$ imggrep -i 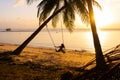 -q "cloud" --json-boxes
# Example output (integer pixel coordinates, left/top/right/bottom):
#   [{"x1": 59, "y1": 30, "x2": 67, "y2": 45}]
[{"x1": 13, "y1": 0, "x2": 24, "y2": 7}]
